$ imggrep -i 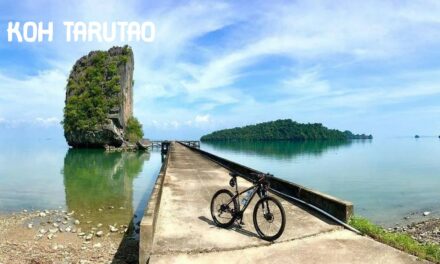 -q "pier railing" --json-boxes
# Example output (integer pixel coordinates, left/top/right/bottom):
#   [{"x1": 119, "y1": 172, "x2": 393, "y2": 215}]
[{"x1": 150, "y1": 140, "x2": 200, "y2": 149}]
